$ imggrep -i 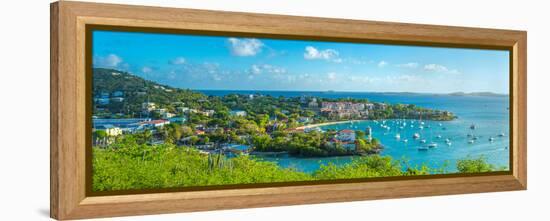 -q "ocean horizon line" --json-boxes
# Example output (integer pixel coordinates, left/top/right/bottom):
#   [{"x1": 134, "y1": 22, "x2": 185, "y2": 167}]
[{"x1": 194, "y1": 89, "x2": 509, "y2": 96}]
